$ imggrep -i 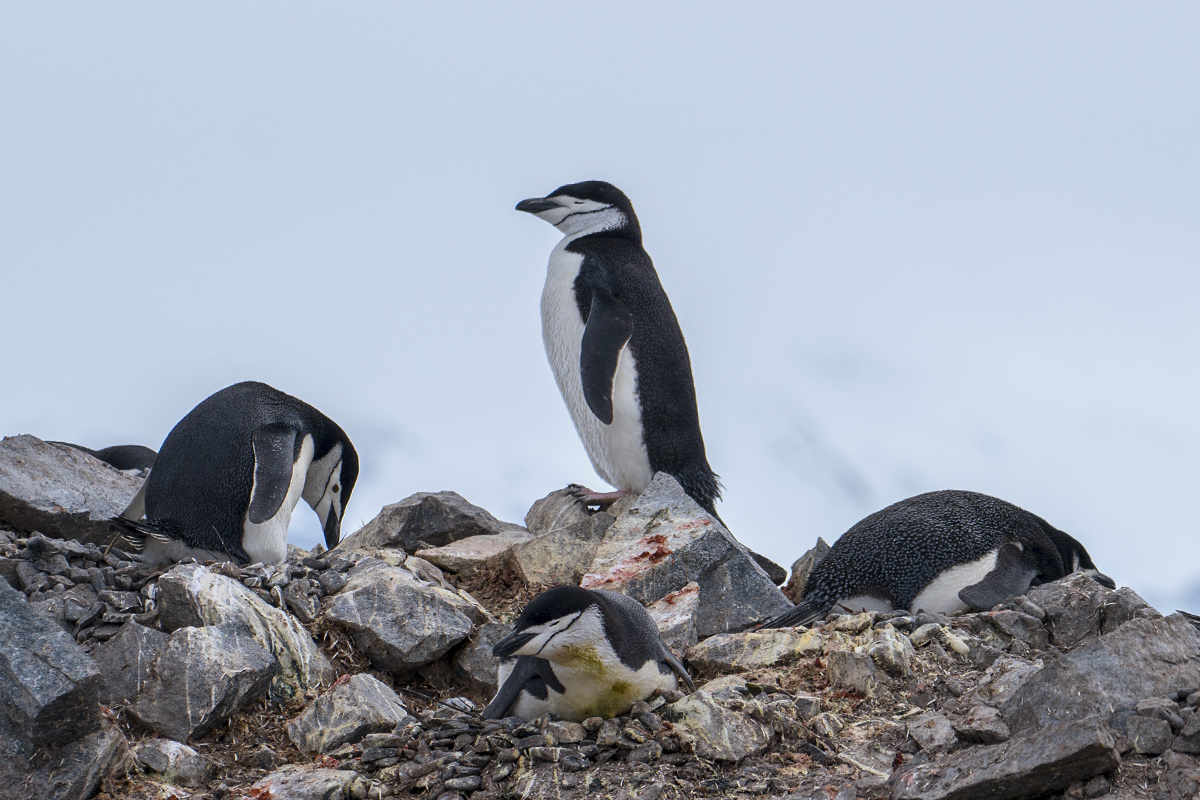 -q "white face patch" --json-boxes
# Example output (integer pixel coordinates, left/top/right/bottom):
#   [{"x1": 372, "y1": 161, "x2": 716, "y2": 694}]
[
  {"x1": 511, "y1": 611, "x2": 584, "y2": 657},
  {"x1": 533, "y1": 195, "x2": 628, "y2": 237},
  {"x1": 304, "y1": 443, "x2": 344, "y2": 529}
]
